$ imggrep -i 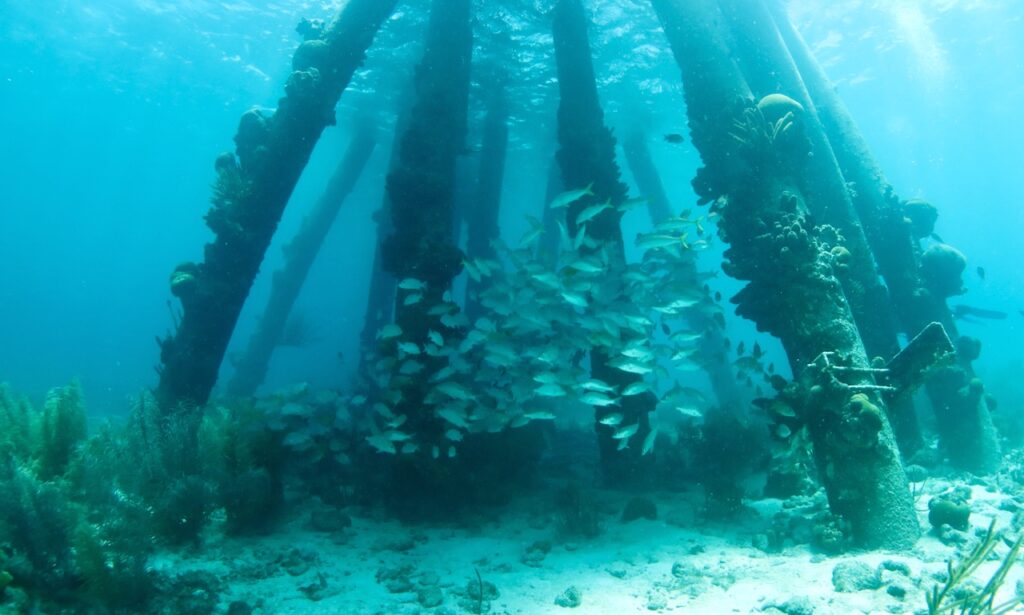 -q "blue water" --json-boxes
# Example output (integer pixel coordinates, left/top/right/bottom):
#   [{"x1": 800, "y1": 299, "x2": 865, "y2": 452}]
[{"x1": 1, "y1": 0, "x2": 1021, "y2": 417}]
